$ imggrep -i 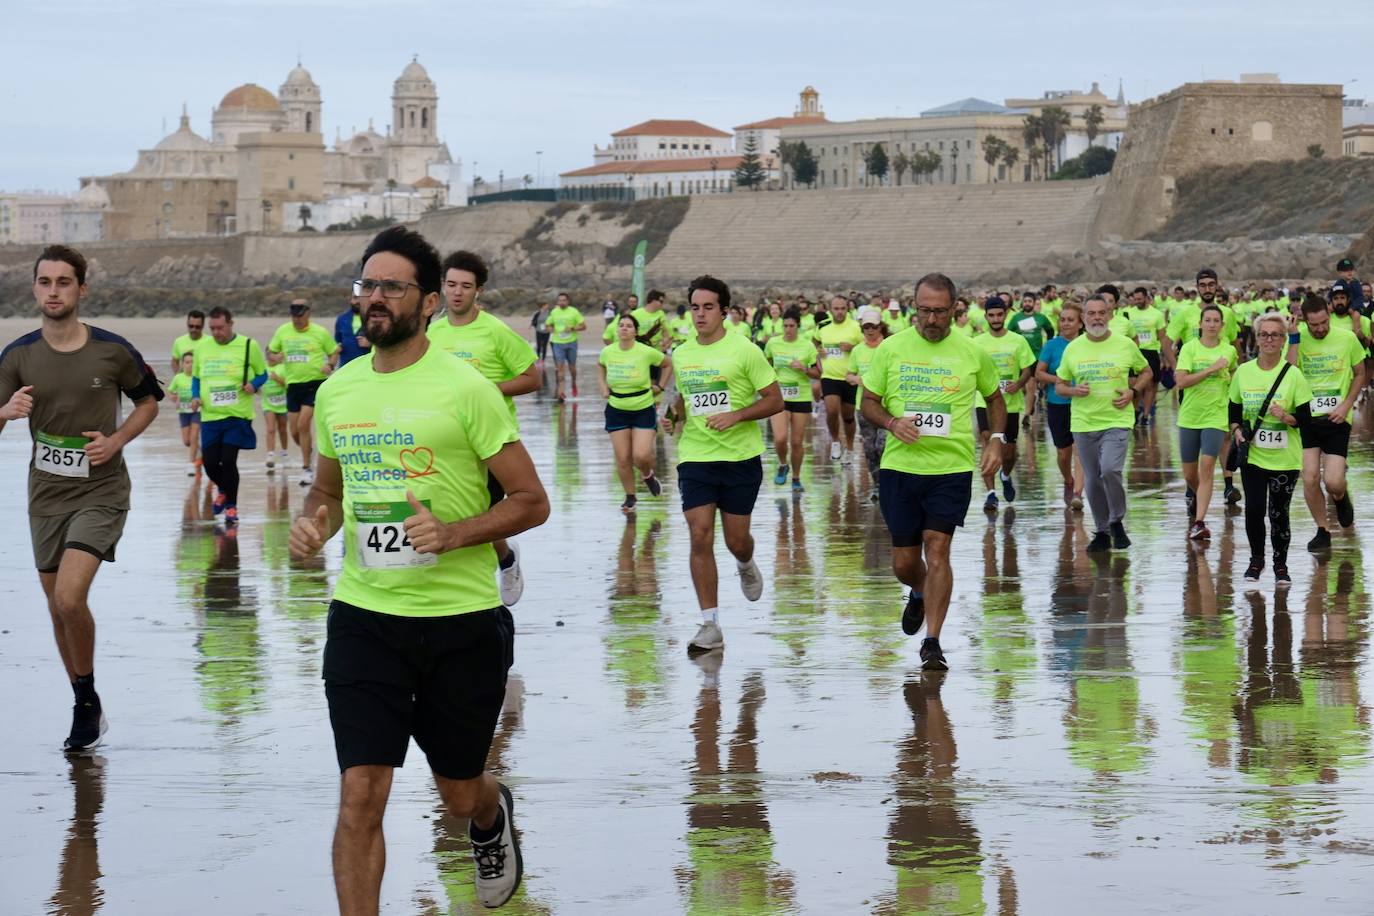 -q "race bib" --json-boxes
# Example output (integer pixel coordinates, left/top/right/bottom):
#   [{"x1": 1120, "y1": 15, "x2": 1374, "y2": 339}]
[
  {"x1": 1136, "y1": 331, "x2": 1154, "y2": 345},
  {"x1": 35, "y1": 431, "x2": 89, "y2": 478},
  {"x1": 999, "y1": 378, "x2": 1015, "y2": 393},
  {"x1": 780, "y1": 384, "x2": 801, "y2": 401},
  {"x1": 1254, "y1": 427, "x2": 1288, "y2": 449},
  {"x1": 1018, "y1": 317, "x2": 1037, "y2": 332},
  {"x1": 209, "y1": 387, "x2": 239, "y2": 407},
  {"x1": 825, "y1": 346, "x2": 842, "y2": 360},
  {"x1": 904, "y1": 403, "x2": 950, "y2": 437},
  {"x1": 688, "y1": 385, "x2": 731, "y2": 417},
  {"x1": 354, "y1": 501, "x2": 437, "y2": 570},
  {"x1": 1310, "y1": 392, "x2": 1340, "y2": 416},
  {"x1": 285, "y1": 352, "x2": 310, "y2": 363},
  {"x1": 266, "y1": 394, "x2": 287, "y2": 409}
]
